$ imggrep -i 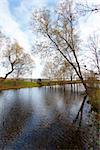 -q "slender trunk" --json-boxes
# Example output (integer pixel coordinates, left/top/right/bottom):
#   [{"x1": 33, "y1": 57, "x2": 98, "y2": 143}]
[
  {"x1": 4, "y1": 70, "x2": 13, "y2": 79},
  {"x1": 3, "y1": 63, "x2": 14, "y2": 80},
  {"x1": 94, "y1": 47, "x2": 100, "y2": 75},
  {"x1": 47, "y1": 33, "x2": 87, "y2": 90},
  {"x1": 70, "y1": 74, "x2": 73, "y2": 92}
]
